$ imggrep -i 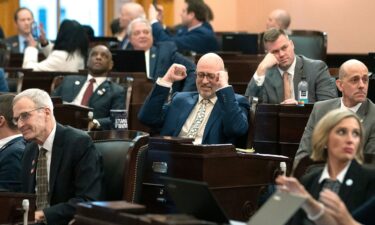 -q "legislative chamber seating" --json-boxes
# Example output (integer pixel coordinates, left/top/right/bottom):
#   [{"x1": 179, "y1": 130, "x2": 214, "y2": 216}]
[
  {"x1": 0, "y1": 192, "x2": 36, "y2": 224},
  {"x1": 140, "y1": 136, "x2": 288, "y2": 221},
  {"x1": 88, "y1": 130, "x2": 149, "y2": 202}
]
